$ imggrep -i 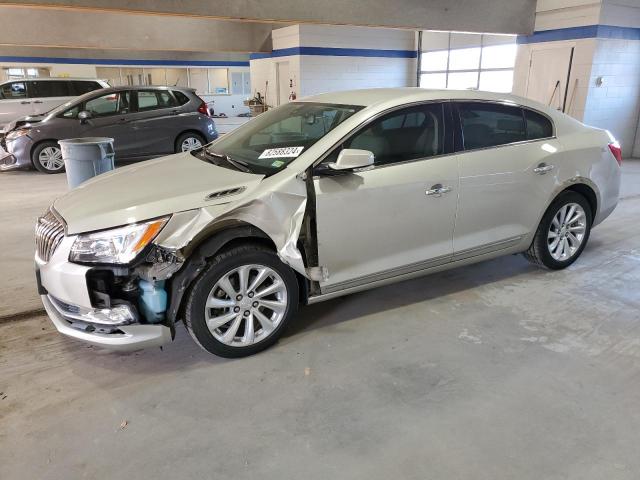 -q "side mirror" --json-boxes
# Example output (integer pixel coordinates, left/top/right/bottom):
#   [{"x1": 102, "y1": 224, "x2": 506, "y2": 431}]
[
  {"x1": 326, "y1": 149, "x2": 374, "y2": 172},
  {"x1": 78, "y1": 110, "x2": 92, "y2": 122}
]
